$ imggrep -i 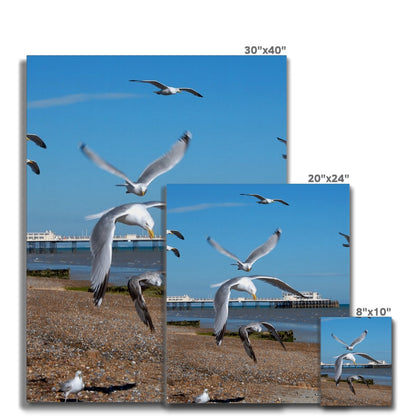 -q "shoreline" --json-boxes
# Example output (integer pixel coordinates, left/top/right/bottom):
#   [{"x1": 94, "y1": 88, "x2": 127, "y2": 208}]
[{"x1": 26, "y1": 276, "x2": 164, "y2": 403}]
